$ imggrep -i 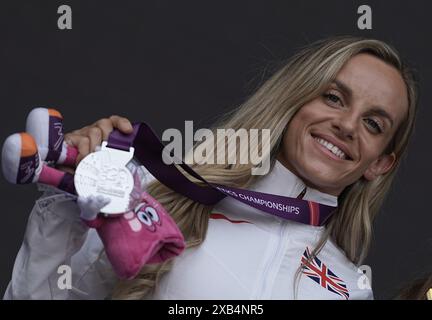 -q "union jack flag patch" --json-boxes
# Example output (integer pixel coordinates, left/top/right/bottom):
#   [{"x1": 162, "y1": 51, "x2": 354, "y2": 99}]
[{"x1": 301, "y1": 247, "x2": 350, "y2": 300}]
